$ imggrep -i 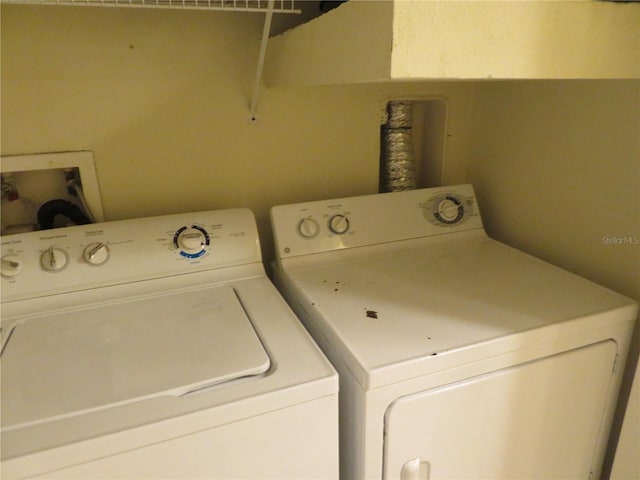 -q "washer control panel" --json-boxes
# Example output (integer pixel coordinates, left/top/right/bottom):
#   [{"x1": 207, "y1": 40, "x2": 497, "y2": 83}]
[
  {"x1": 1, "y1": 208, "x2": 259, "y2": 302},
  {"x1": 271, "y1": 184, "x2": 483, "y2": 259}
]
